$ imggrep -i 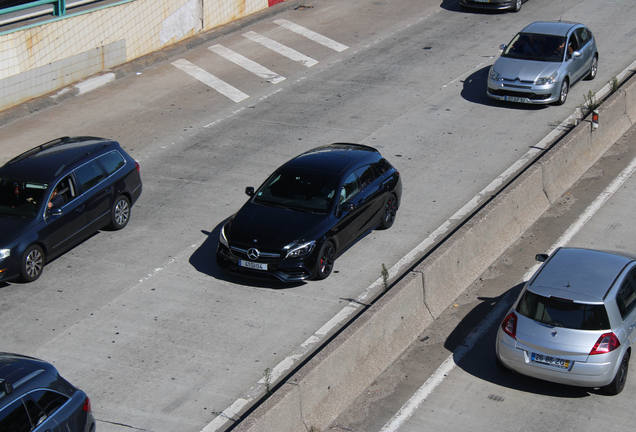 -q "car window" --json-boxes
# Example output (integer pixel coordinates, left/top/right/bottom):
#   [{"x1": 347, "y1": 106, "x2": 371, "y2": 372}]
[
  {"x1": 0, "y1": 177, "x2": 48, "y2": 218},
  {"x1": 48, "y1": 175, "x2": 76, "y2": 210},
  {"x1": 616, "y1": 268, "x2": 636, "y2": 319},
  {"x1": 254, "y1": 170, "x2": 337, "y2": 214},
  {"x1": 74, "y1": 160, "x2": 105, "y2": 191},
  {"x1": 0, "y1": 398, "x2": 32, "y2": 432},
  {"x1": 340, "y1": 172, "x2": 360, "y2": 203},
  {"x1": 355, "y1": 165, "x2": 376, "y2": 189},
  {"x1": 98, "y1": 151, "x2": 125, "y2": 176},
  {"x1": 516, "y1": 290, "x2": 610, "y2": 330},
  {"x1": 503, "y1": 33, "x2": 565, "y2": 62},
  {"x1": 575, "y1": 28, "x2": 590, "y2": 45},
  {"x1": 26, "y1": 390, "x2": 68, "y2": 417},
  {"x1": 567, "y1": 34, "x2": 580, "y2": 57}
]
